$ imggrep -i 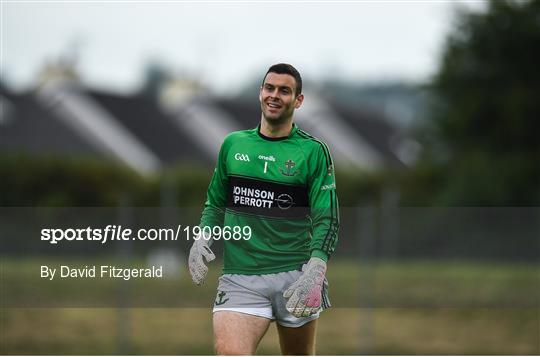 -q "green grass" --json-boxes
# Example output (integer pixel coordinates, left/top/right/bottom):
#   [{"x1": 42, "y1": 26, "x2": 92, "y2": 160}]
[{"x1": 1, "y1": 258, "x2": 539, "y2": 354}]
